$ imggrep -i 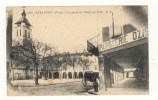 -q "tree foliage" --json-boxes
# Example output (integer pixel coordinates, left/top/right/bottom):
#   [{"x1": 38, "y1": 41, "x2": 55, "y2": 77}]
[{"x1": 78, "y1": 55, "x2": 90, "y2": 71}]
